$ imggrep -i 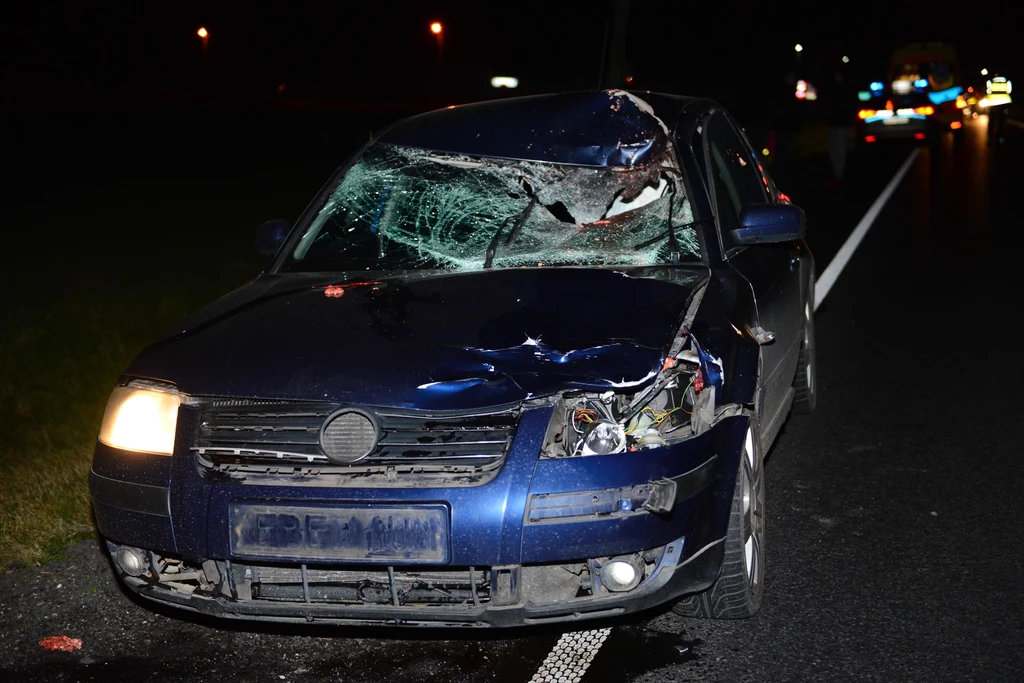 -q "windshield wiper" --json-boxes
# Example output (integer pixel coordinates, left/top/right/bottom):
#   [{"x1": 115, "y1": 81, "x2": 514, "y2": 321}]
[
  {"x1": 483, "y1": 195, "x2": 537, "y2": 268},
  {"x1": 505, "y1": 194, "x2": 538, "y2": 247},
  {"x1": 664, "y1": 174, "x2": 682, "y2": 263},
  {"x1": 483, "y1": 217, "x2": 510, "y2": 269}
]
